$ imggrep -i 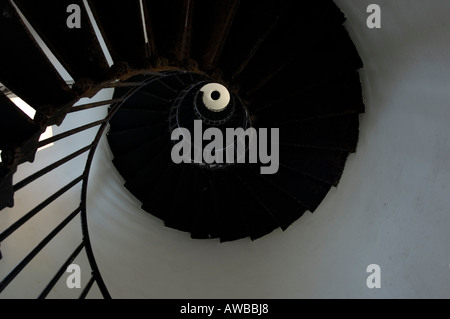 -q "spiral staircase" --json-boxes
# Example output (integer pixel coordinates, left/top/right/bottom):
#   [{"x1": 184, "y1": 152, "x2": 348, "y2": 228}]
[{"x1": 0, "y1": 0, "x2": 364, "y2": 298}]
